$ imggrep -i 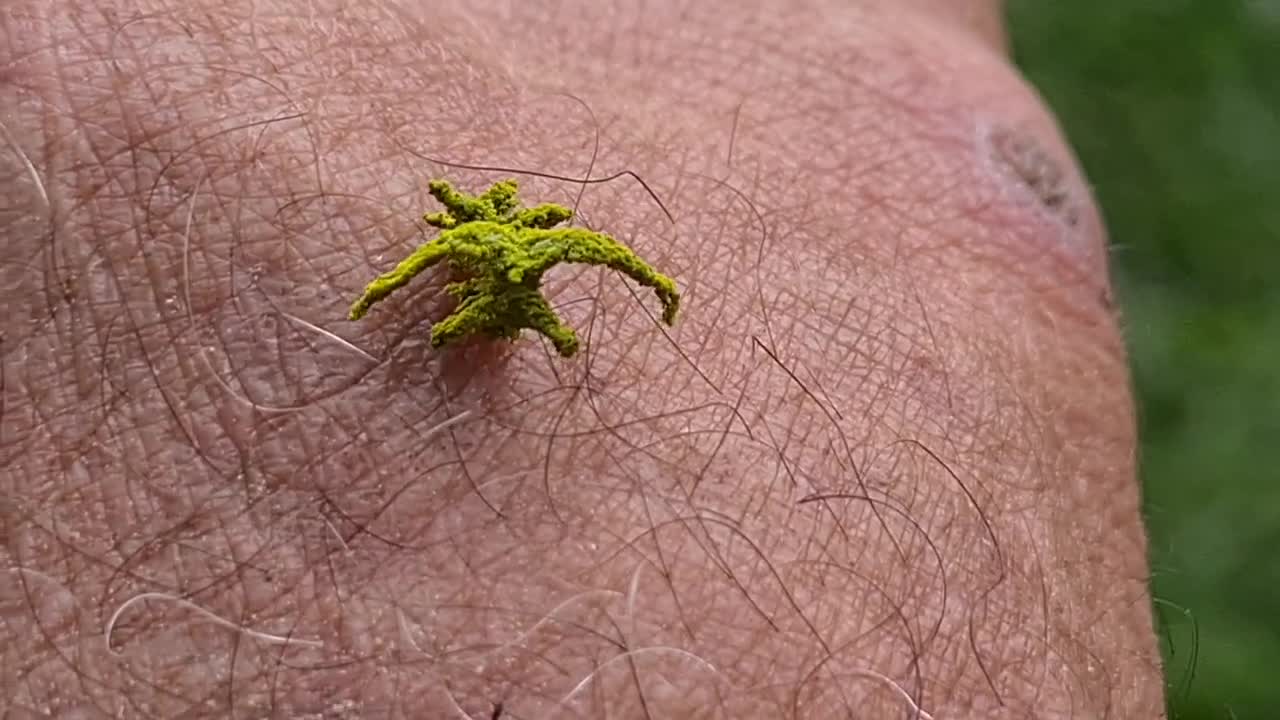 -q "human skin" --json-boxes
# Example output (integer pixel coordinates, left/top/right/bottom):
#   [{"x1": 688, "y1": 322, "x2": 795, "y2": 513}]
[{"x1": 0, "y1": 0, "x2": 1165, "y2": 718}]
